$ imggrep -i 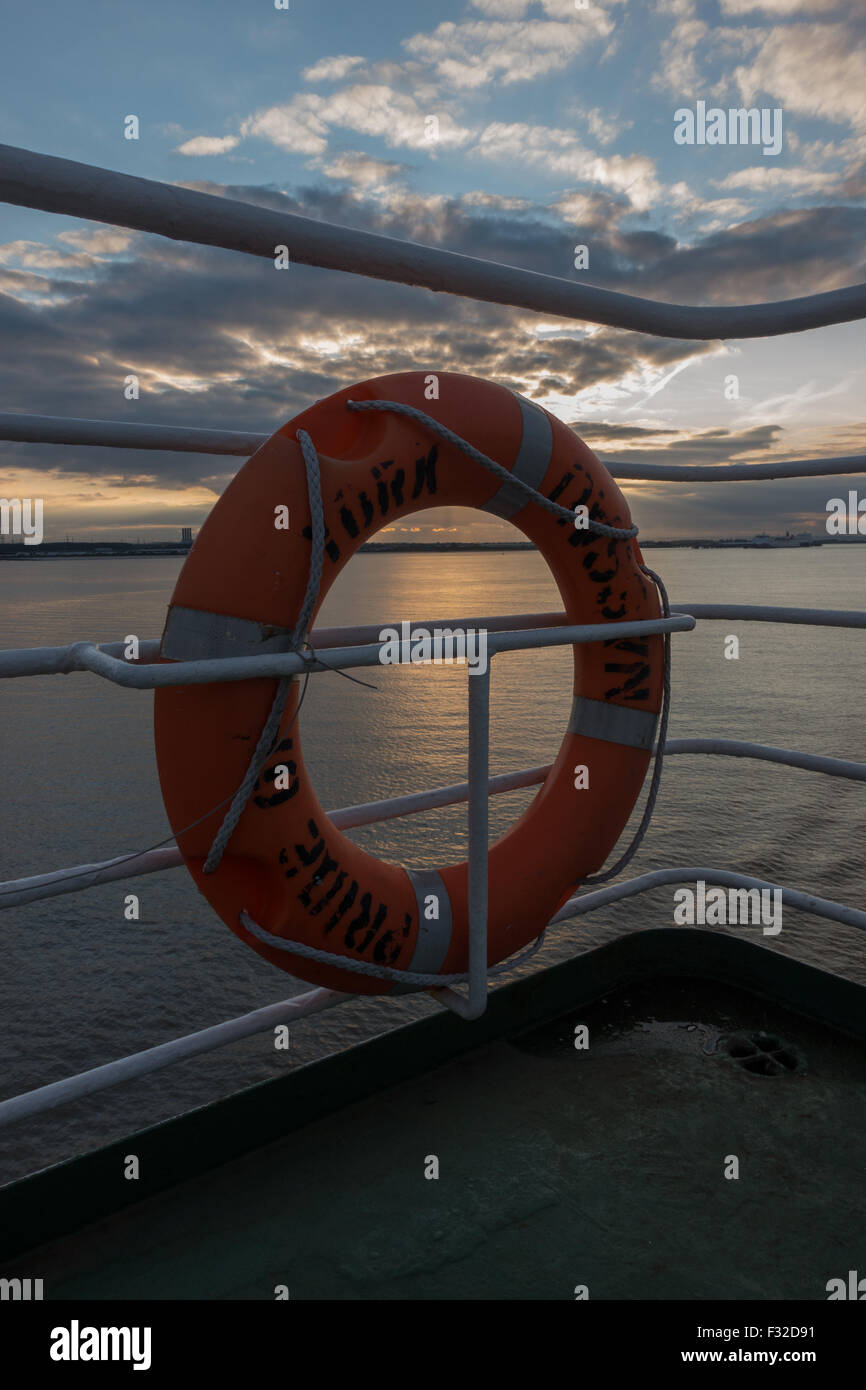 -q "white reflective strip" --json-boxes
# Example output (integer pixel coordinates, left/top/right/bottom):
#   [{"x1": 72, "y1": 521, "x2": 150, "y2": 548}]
[
  {"x1": 568, "y1": 695, "x2": 657, "y2": 751},
  {"x1": 392, "y1": 869, "x2": 453, "y2": 992},
  {"x1": 161, "y1": 605, "x2": 293, "y2": 661},
  {"x1": 481, "y1": 393, "x2": 553, "y2": 519}
]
